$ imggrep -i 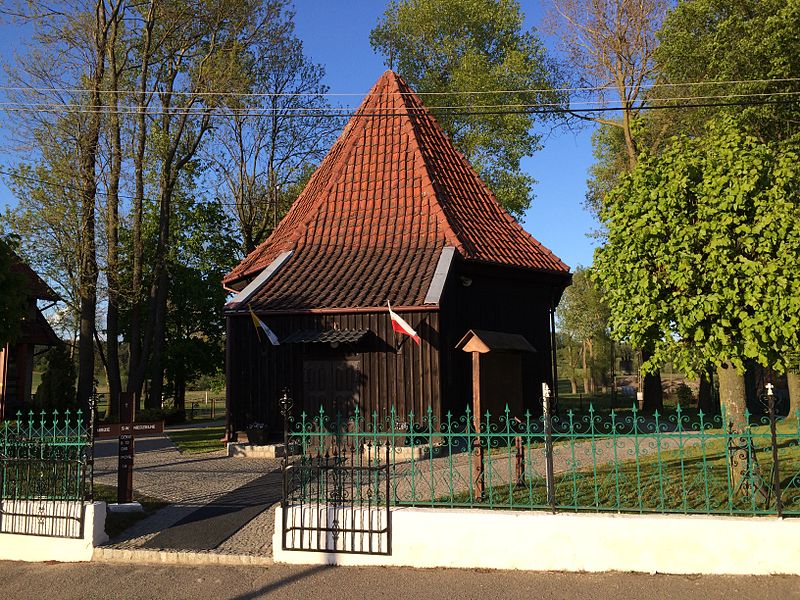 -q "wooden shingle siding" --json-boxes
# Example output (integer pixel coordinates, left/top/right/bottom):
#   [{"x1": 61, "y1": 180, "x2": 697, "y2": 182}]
[
  {"x1": 226, "y1": 309, "x2": 441, "y2": 432},
  {"x1": 439, "y1": 261, "x2": 565, "y2": 418}
]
